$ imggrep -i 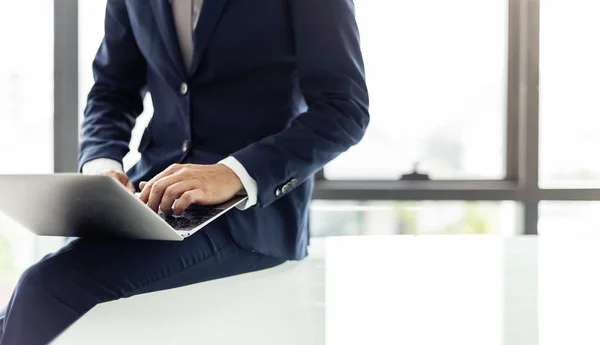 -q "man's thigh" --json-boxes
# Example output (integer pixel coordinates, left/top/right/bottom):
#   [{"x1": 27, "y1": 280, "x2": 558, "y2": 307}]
[
  {"x1": 27, "y1": 218, "x2": 283, "y2": 306},
  {"x1": 0, "y1": 219, "x2": 284, "y2": 345}
]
